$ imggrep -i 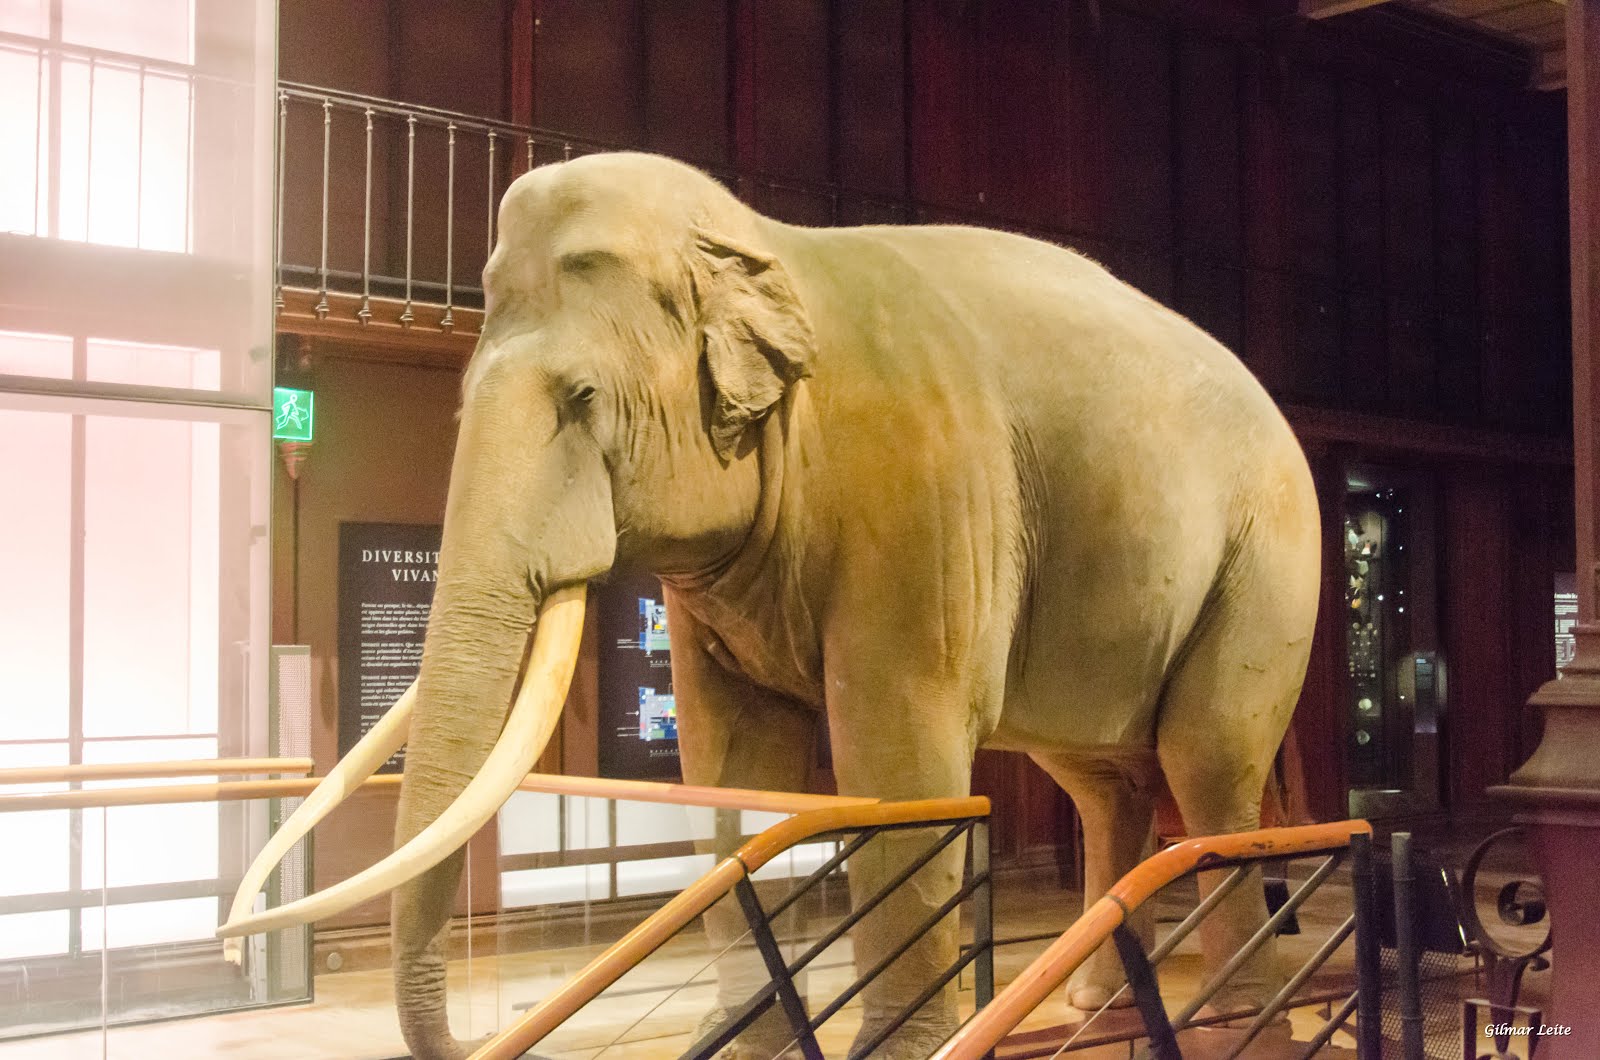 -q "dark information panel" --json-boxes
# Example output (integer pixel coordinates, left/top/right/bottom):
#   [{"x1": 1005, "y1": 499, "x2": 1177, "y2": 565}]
[
  {"x1": 337, "y1": 522, "x2": 442, "y2": 774},
  {"x1": 597, "y1": 574, "x2": 680, "y2": 779}
]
